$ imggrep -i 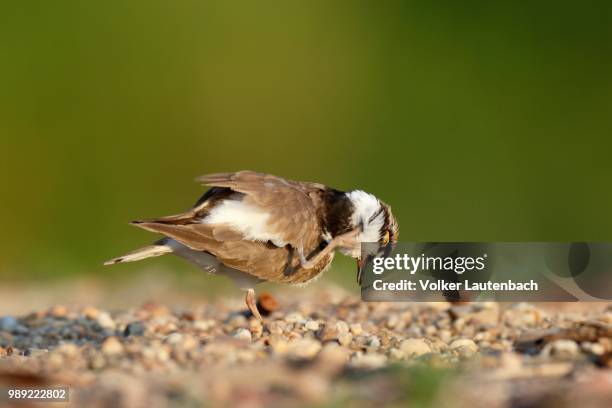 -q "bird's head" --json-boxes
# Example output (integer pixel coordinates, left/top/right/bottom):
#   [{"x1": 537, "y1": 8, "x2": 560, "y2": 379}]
[{"x1": 335, "y1": 191, "x2": 399, "y2": 282}]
